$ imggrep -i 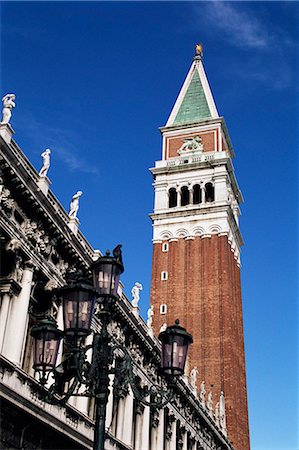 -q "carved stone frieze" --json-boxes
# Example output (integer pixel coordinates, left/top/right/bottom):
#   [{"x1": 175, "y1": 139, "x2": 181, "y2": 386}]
[
  {"x1": 45, "y1": 279, "x2": 59, "y2": 291},
  {"x1": 144, "y1": 362, "x2": 158, "y2": 384},
  {"x1": 56, "y1": 258, "x2": 69, "y2": 277},
  {"x1": 129, "y1": 342, "x2": 144, "y2": 366},
  {"x1": 4, "y1": 239, "x2": 24, "y2": 283},
  {"x1": 166, "y1": 411, "x2": 176, "y2": 440},
  {"x1": 0, "y1": 186, "x2": 15, "y2": 214},
  {"x1": 151, "y1": 408, "x2": 160, "y2": 428},
  {"x1": 107, "y1": 321, "x2": 125, "y2": 344}
]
